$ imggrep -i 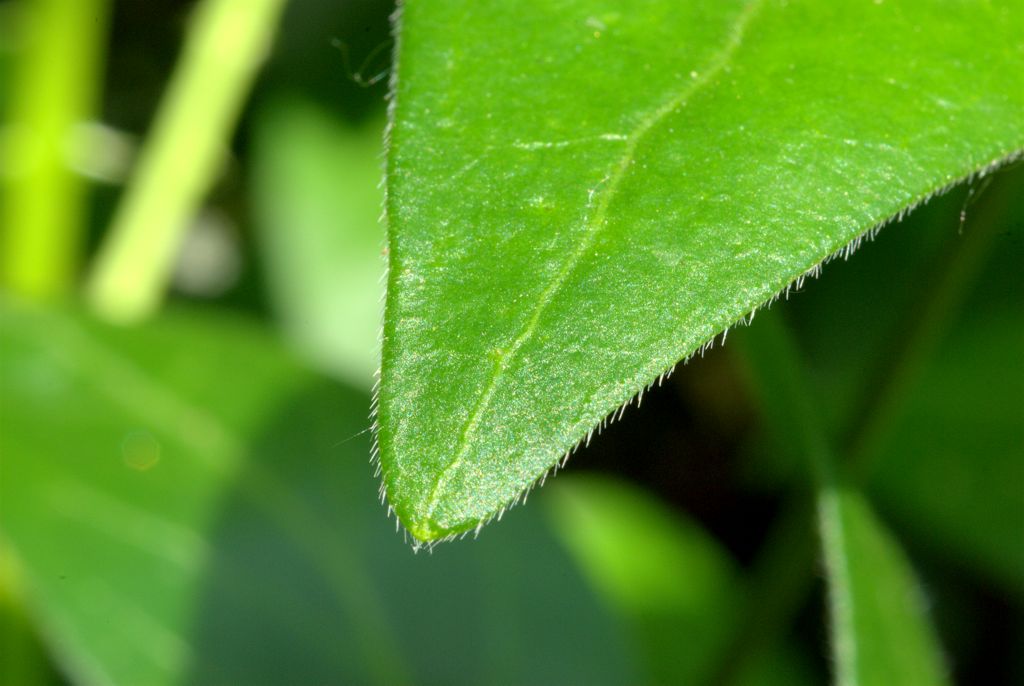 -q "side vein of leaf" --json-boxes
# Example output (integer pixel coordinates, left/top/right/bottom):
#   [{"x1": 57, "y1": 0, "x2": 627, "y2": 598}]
[{"x1": 421, "y1": 0, "x2": 767, "y2": 529}]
